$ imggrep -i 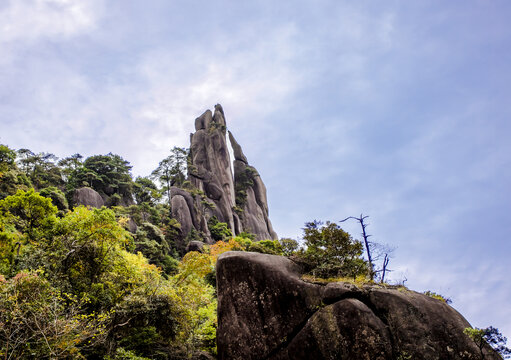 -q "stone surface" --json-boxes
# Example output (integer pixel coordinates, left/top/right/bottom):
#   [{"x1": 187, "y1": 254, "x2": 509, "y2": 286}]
[
  {"x1": 171, "y1": 194, "x2": 193, "y2": 250},
  {"x1": 228, "y1": 130, "x2": 248, "y2": 164},
  {"x1": 189, "y1": 106, "x2": 236, "y2": 232},
  {"x1": 186, "y1": 241, "x2": 205, "y2": 253},
  {"x1": 216, "y1": 251, "x2": 501, "y2": 360},
  {"x1": 73, "y1": 187, "x2": 104, "y2": 208},
  {"x1": 231, "y1": 150, "x2": 277, "y2": 240},
  {"x1": 187, "y1": 105, "x2": 277, "y2": 241}
]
